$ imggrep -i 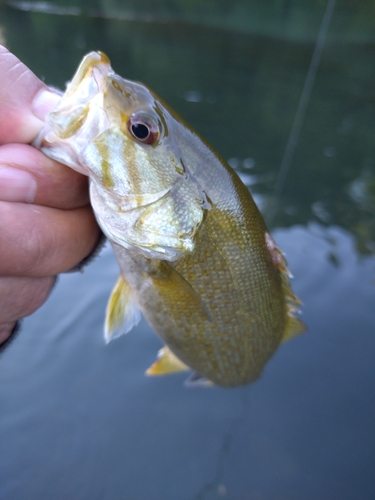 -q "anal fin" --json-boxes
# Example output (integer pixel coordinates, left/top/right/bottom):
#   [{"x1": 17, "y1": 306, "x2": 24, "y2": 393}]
[
  {"x1": 104, "y1": 274, "x2": 141, "y2": 343},
  {"x1": 146, "y1": 346, "x2": 190, "y2": 376}
]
